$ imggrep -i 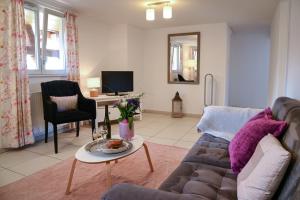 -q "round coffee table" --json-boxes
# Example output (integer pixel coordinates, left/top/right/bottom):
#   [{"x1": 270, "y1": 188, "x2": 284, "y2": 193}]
[{"x1": 65, "y1": 135, "x2": 154, "y2": 194}]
